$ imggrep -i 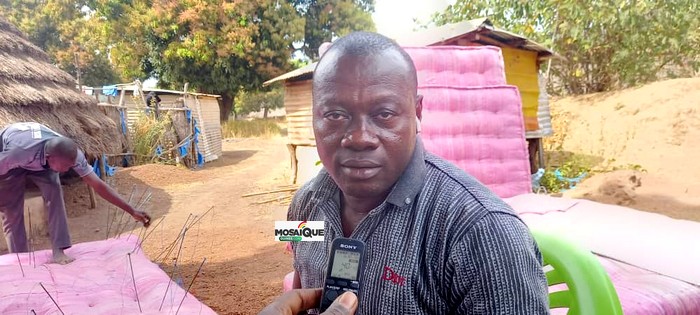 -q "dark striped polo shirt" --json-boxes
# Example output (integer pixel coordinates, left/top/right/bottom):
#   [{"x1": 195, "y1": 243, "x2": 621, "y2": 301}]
[{"x1": 288, "y1": 137, "x2": 549, "y2": 314}]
